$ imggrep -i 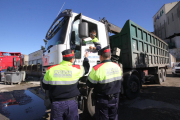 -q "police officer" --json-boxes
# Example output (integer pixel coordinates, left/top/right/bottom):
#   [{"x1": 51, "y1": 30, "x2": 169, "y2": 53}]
[
  {"x1": 87, "y1": 45, "x2": 122, "y2": 120},
  {"x1": 42, "y1": 49, "x2": 90, "y2": 120}
]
